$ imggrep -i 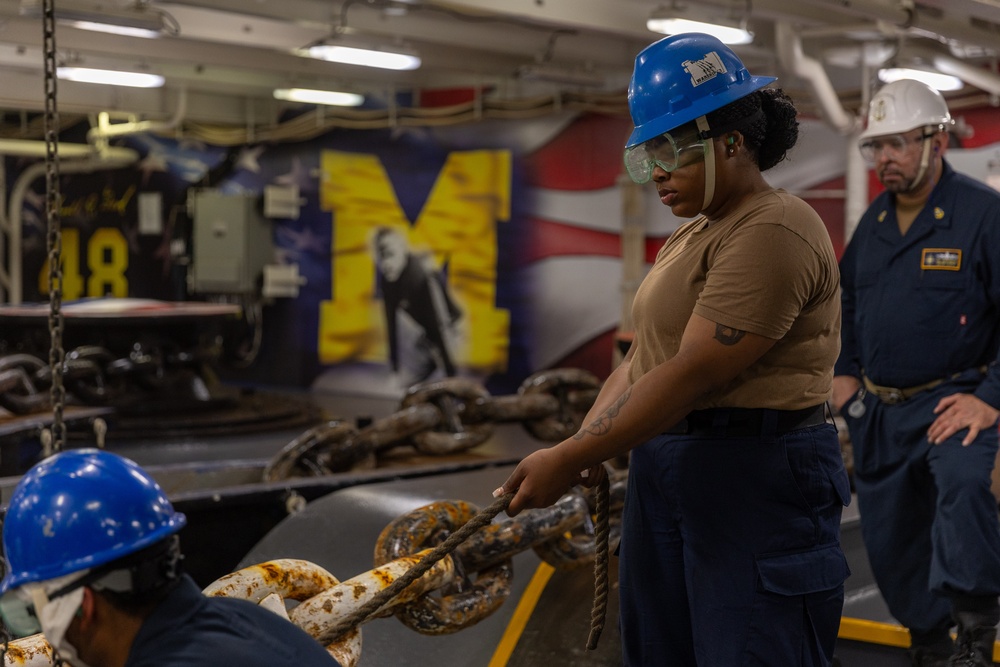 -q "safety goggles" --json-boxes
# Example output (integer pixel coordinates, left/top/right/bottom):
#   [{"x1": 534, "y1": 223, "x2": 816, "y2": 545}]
[
  {"x1": 1, "y1": 585, "x2": 55, "y2": 637},
  {"x1": 0, "y1": 570, "x2": 94, "y2": 638},
  {"x1": 624, "y1": 129, "x2": 711, "y2": 184},
  {"x1": 858, "y1": 131, "x2": 936, "y2": 164}
]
